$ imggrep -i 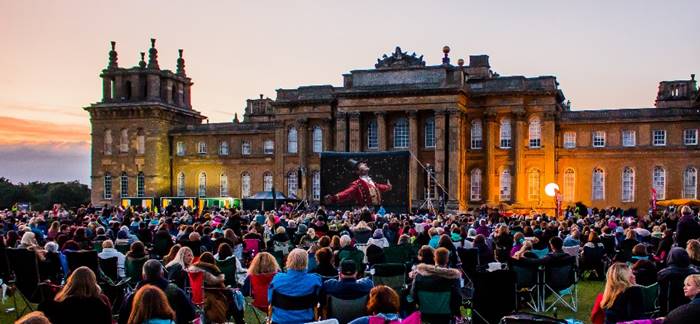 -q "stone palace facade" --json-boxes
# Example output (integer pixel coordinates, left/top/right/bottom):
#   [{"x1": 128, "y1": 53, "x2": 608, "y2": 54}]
[{"x1": 86, "y1": 39, "x2": 700, "y2": 212}]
